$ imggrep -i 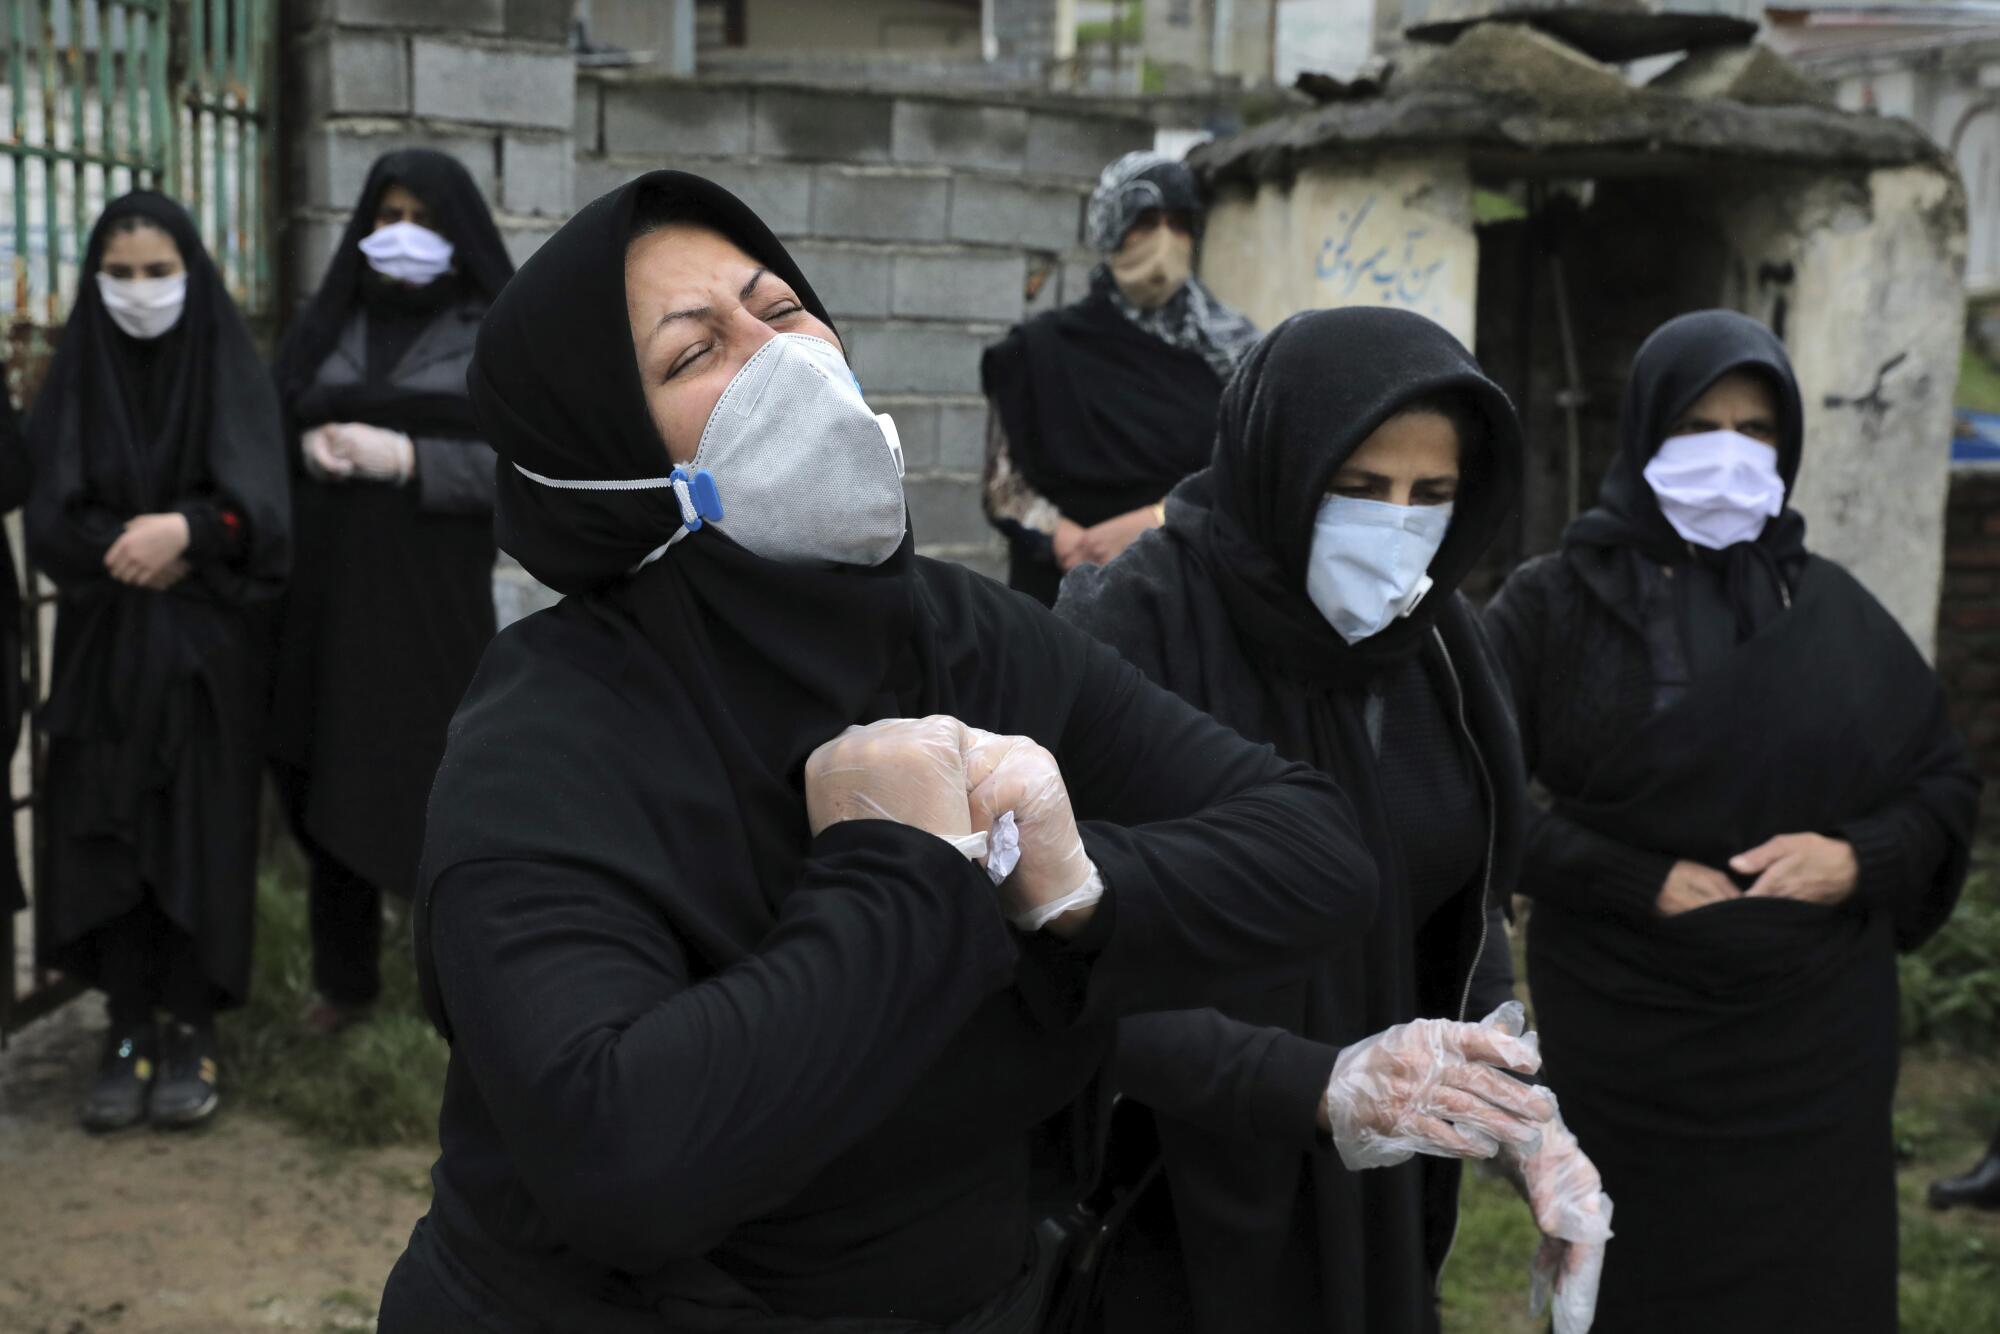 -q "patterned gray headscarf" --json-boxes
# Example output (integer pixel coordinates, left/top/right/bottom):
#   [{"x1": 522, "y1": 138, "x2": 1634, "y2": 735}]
[{"x1": 1084, "y1": 150, "x2": 1260, "y2": 381}]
